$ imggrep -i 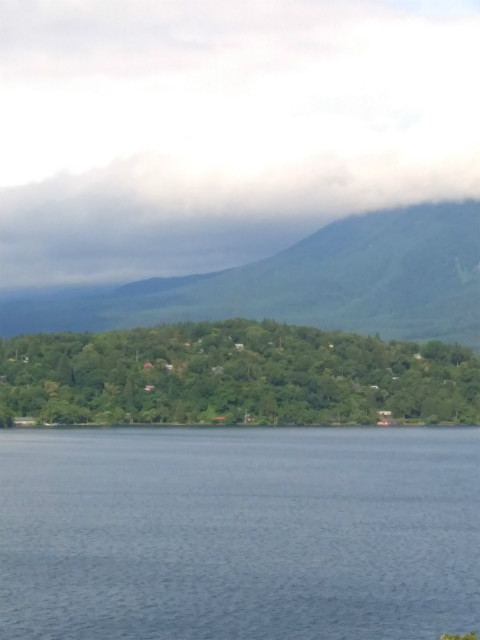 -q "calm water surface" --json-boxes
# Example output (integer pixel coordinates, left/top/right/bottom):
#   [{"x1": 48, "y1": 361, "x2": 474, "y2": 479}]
[{"x1": 0, "y1": 426, "x2": 479, "y2": 640}]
